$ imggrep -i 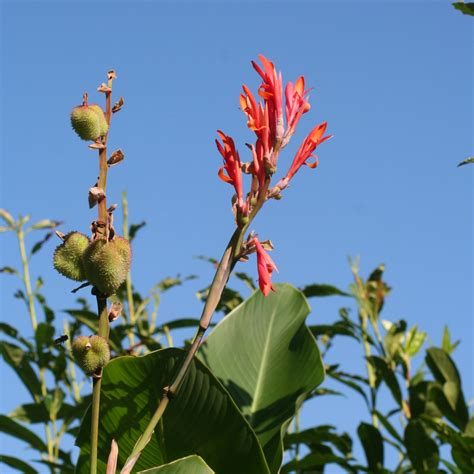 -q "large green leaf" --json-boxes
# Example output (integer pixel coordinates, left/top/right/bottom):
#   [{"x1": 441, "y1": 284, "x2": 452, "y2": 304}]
[
  {"x1": 199, "y1": 284, "x2": 324, "y2": 472},
  {"x1": 138, "y1": 455, "x2": 214, "y2": 473},
  {"x1": 76, "y1": 348, "x2": 269, "y2": 474}
]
